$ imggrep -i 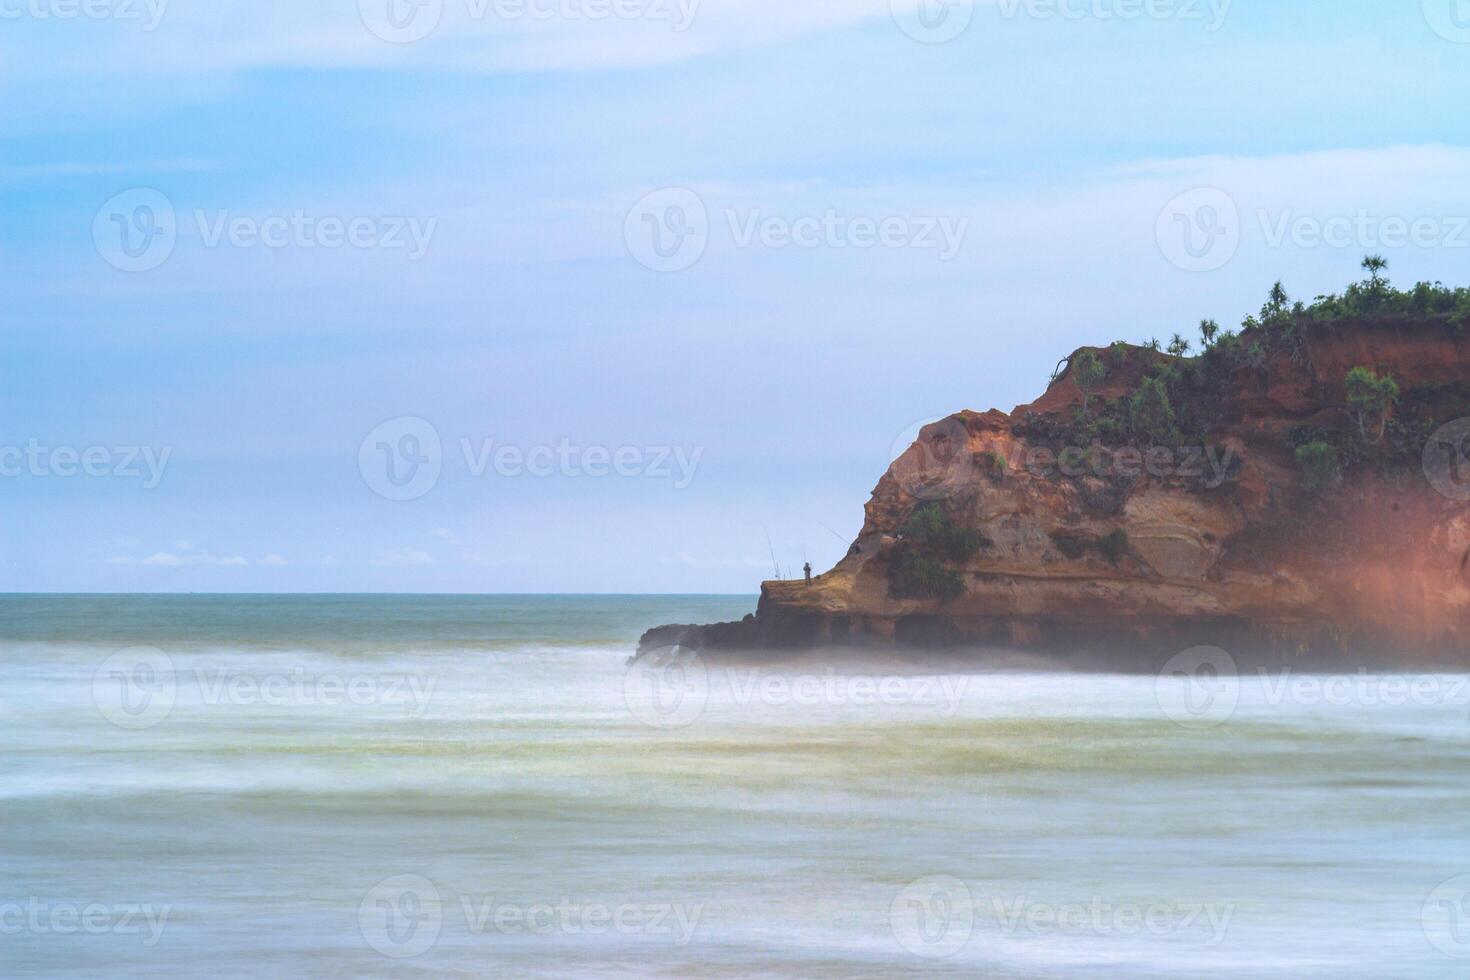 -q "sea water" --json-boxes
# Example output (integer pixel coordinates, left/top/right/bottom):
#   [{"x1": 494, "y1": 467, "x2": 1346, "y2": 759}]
[{"x1": 2, "y1": 594, "x2": 1469, "y2": 978}]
